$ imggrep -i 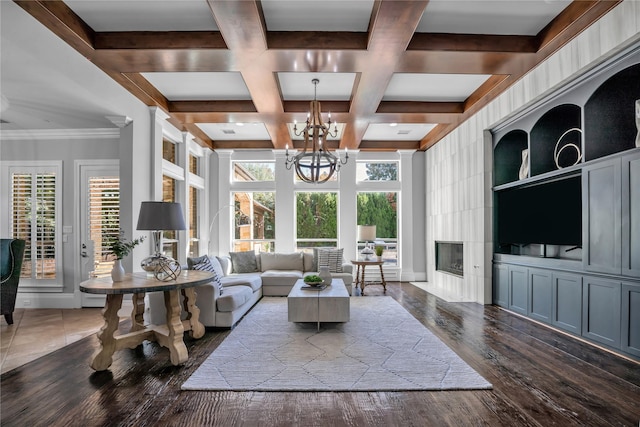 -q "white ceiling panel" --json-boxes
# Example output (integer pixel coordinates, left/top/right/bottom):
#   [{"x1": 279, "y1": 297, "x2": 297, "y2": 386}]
[
  {"x1": 384, "y1": 73, "x2": 492, "y2": 102},
  {"x1": 65, "y1": 0, "x2": 218, "y2": 31},
  {"x1": 417, "y1": 0, "x2": 571, "y2": 35},
  {"x1": 262, "y1": 0, "x2": 374, "y2": 31},
  {"x1": 363, "y1": 123, "x2": 437, "y2": 141},
  {"x1": 141, "y1": 72, "x2": 250, "y2": 101},
  {"x1": 196, "y1": 123, "x2": 271, "y2": 141},
  {"x1": 278, "y1": 73, "x2": 357, "y2": 101}
]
